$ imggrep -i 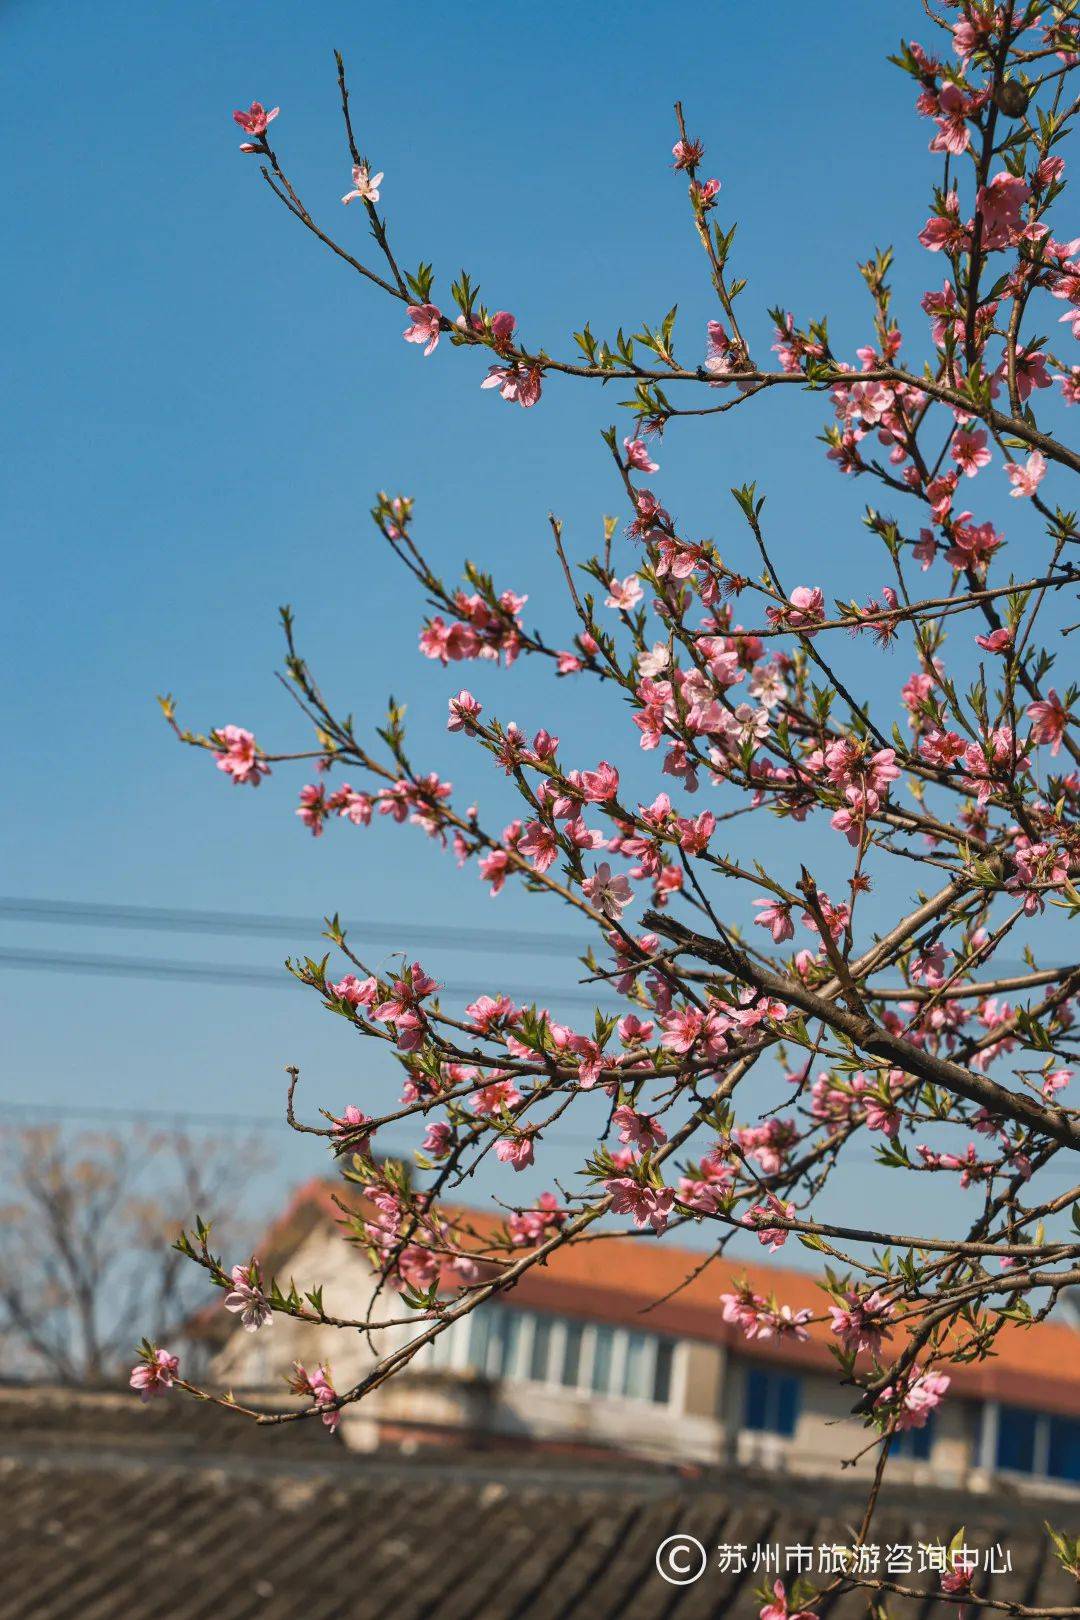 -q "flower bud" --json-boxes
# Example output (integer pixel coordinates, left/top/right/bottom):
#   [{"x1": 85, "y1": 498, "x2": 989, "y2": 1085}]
[{"x1": 993, "y1": 79, "x2": 1029, "y2": 118}]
